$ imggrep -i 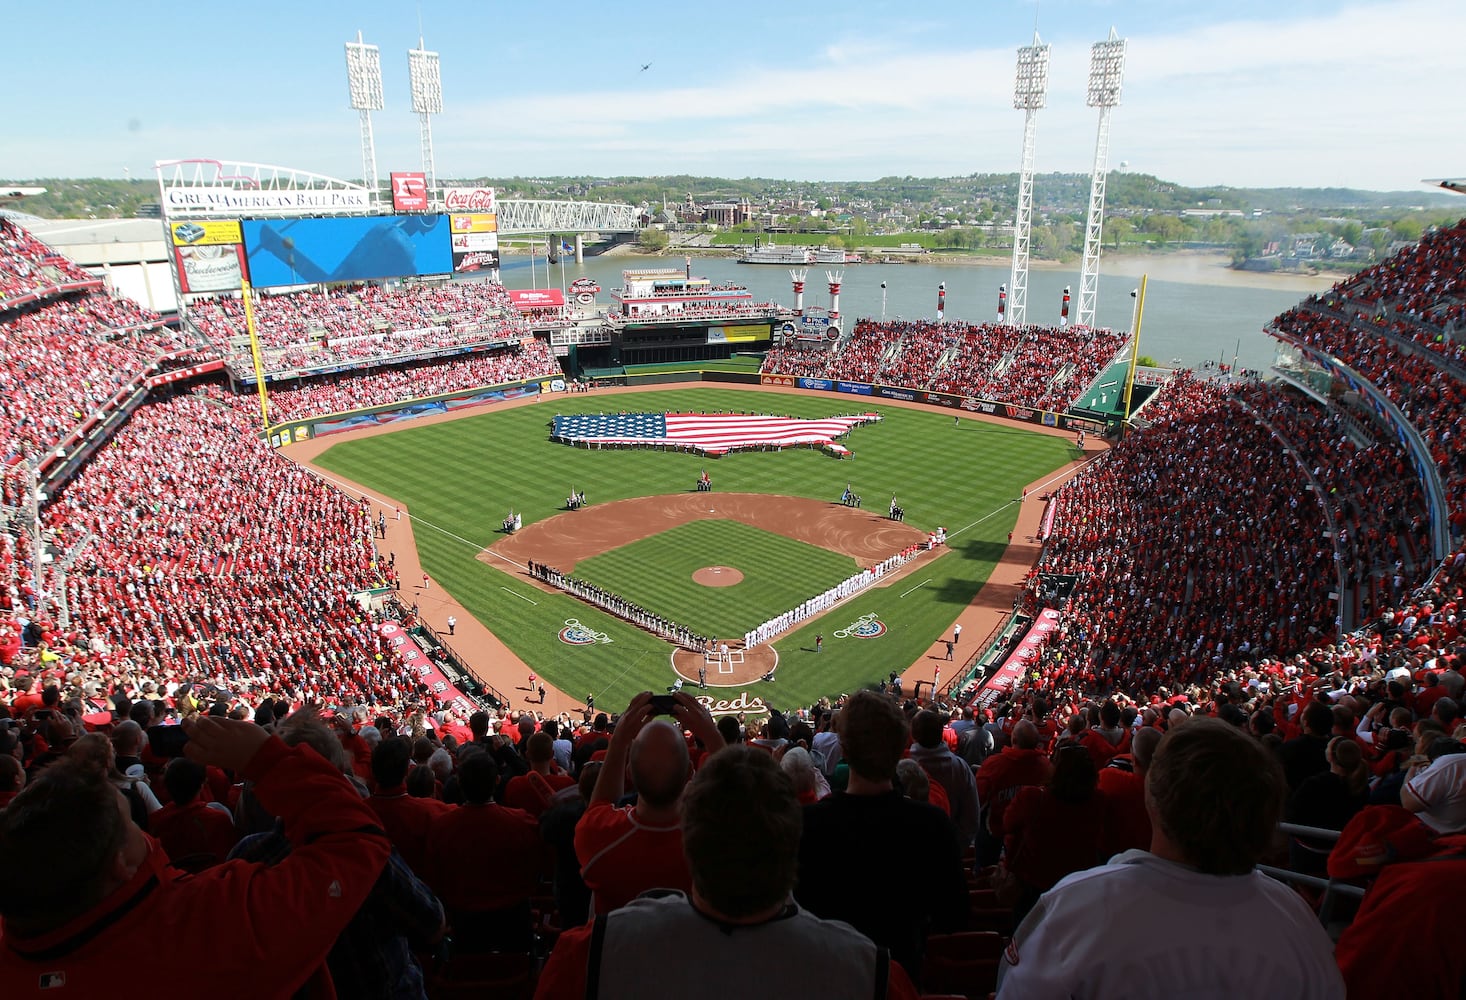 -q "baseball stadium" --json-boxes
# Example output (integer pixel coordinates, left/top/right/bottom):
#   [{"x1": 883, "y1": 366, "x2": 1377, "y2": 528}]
[{"x1": 2, "y1": 25, "x2": 1465, "y2": 1000}]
